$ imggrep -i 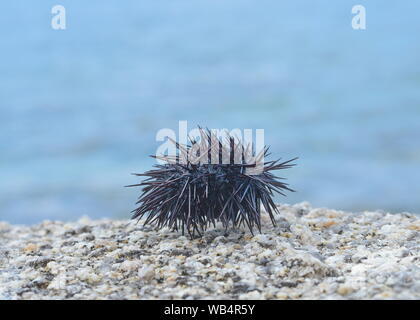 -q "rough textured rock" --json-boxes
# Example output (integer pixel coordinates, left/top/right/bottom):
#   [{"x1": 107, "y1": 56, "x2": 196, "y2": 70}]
[{"x1": 0, "y1": 203, "x2": 419, "y2": 300}]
